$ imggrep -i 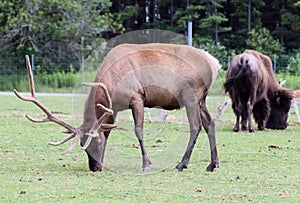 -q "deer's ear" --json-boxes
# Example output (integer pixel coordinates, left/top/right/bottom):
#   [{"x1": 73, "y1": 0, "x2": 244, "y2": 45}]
[{"x1": 100, "y1": 123, "x2": 117, "y2": 132}]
